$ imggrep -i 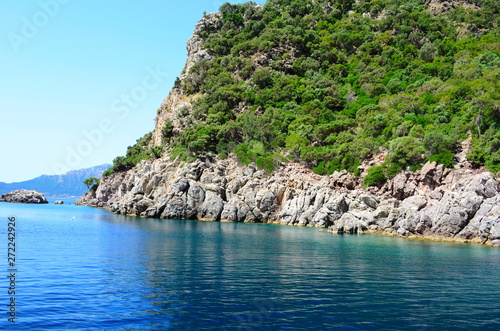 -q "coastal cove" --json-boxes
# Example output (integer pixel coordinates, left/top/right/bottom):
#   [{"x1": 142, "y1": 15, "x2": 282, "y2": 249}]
[
  {"x1": 4, "y1": 0, "x2": 500, "y2": 329},
  {"x1": 2, "y1": 201, "x2": 500, "y2": 330}
]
